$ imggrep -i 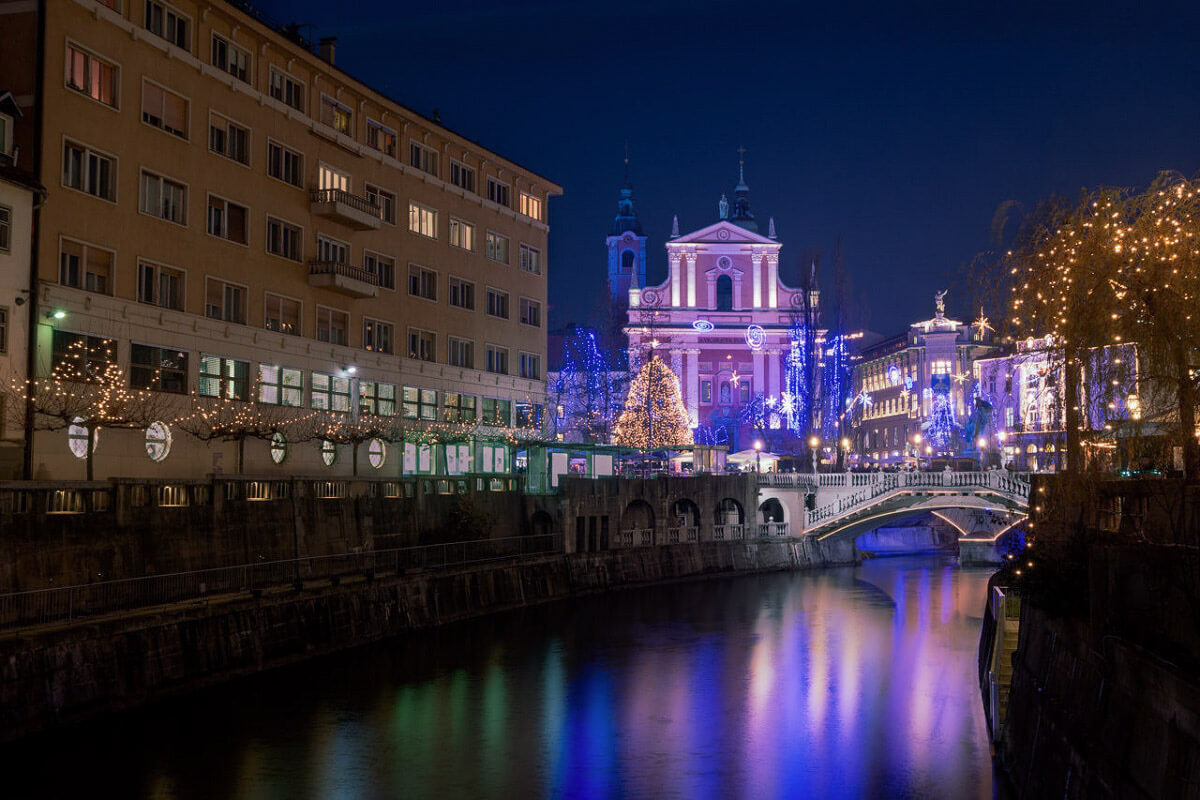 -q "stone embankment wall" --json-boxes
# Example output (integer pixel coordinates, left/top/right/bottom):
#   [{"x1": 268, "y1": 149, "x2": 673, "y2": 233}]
[{"x1": 0, "y1": 538, "x2": 856, "y2": 743}]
